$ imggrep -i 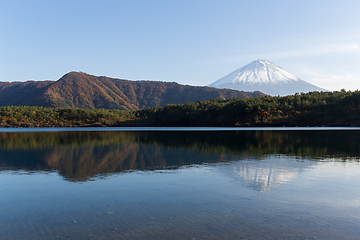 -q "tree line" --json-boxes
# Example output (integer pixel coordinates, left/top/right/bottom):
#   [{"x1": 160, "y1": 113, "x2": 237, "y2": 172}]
[{"x1": 0, "y1": 107, "x2": 136, "y2": 127}]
